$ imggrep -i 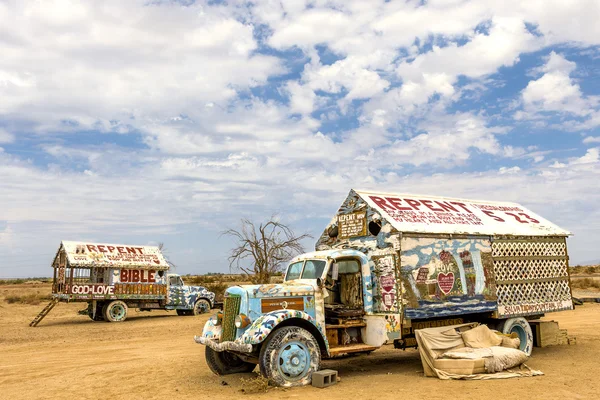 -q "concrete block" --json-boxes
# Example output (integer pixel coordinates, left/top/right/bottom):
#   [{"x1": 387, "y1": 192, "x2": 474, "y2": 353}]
[{"x1": 312, "y1": 369, "x2": 338, "y2": 388}]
